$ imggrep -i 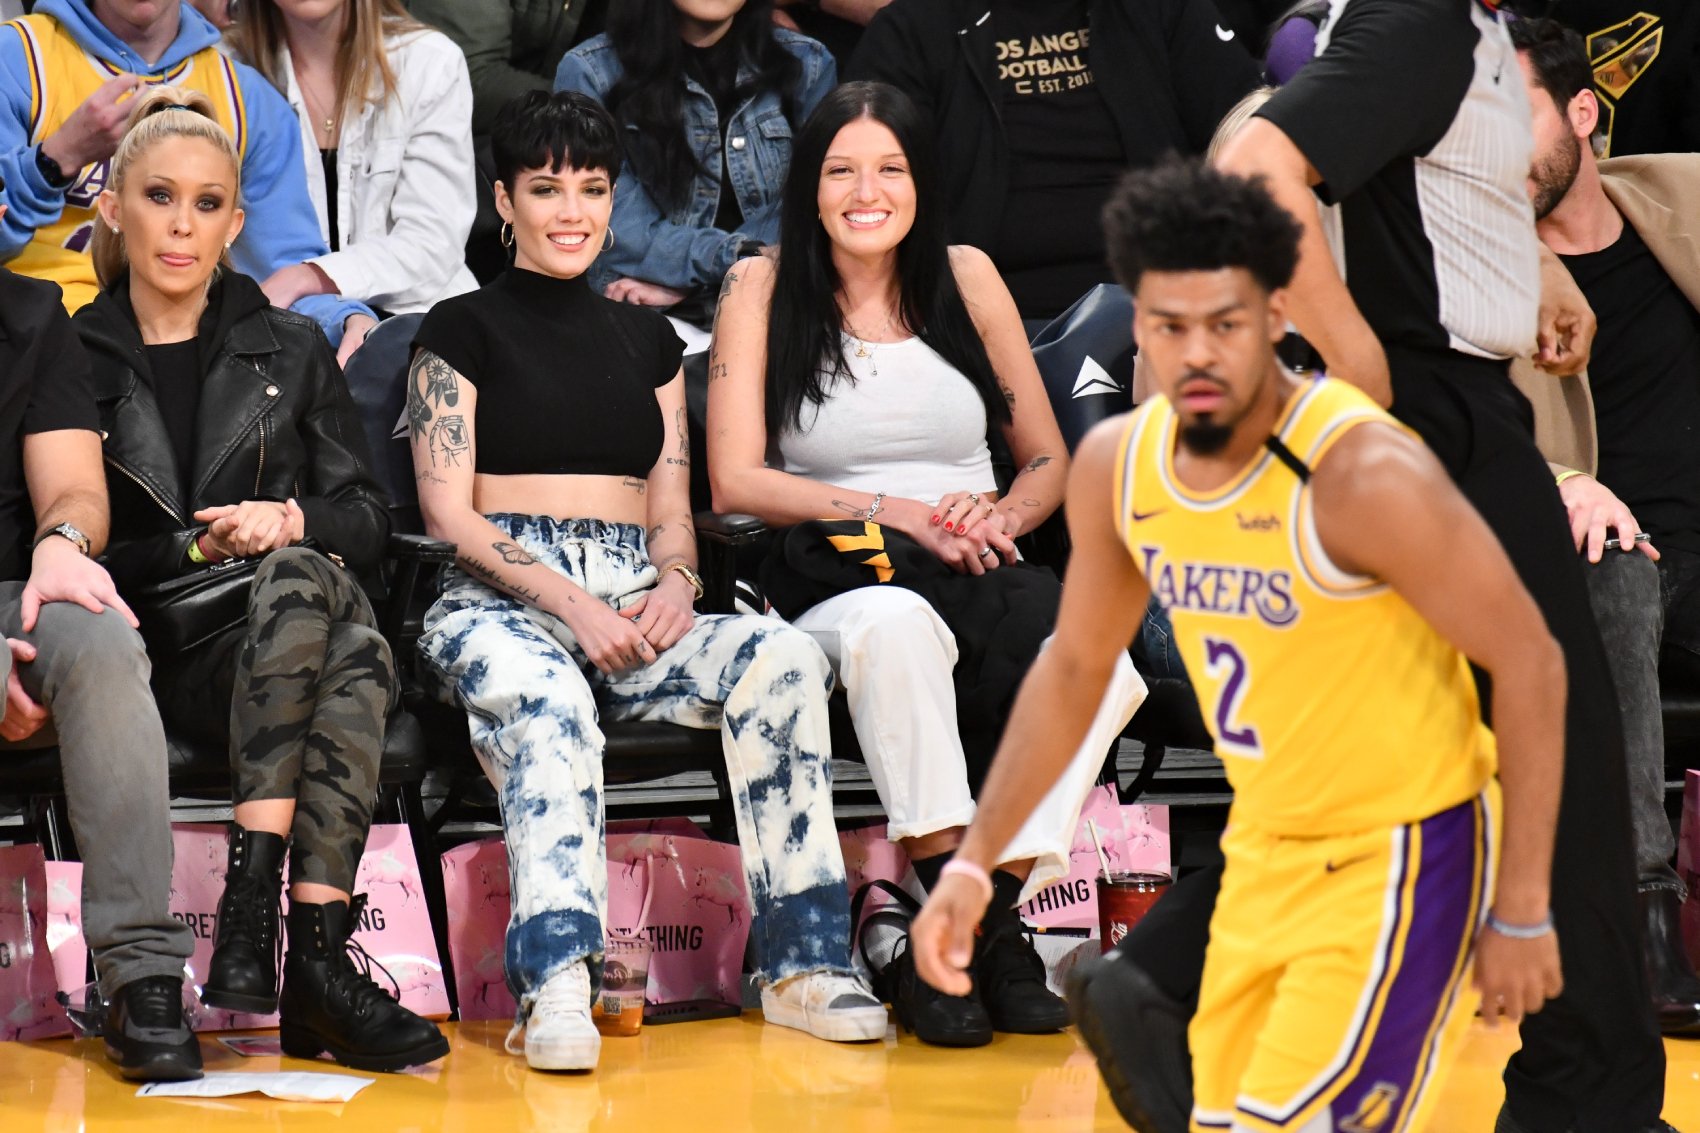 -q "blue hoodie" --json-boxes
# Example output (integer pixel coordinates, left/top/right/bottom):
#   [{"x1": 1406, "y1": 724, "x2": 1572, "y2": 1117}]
[{"x1": 0, "y1": 0, "x2": 372, "y2": 342}]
